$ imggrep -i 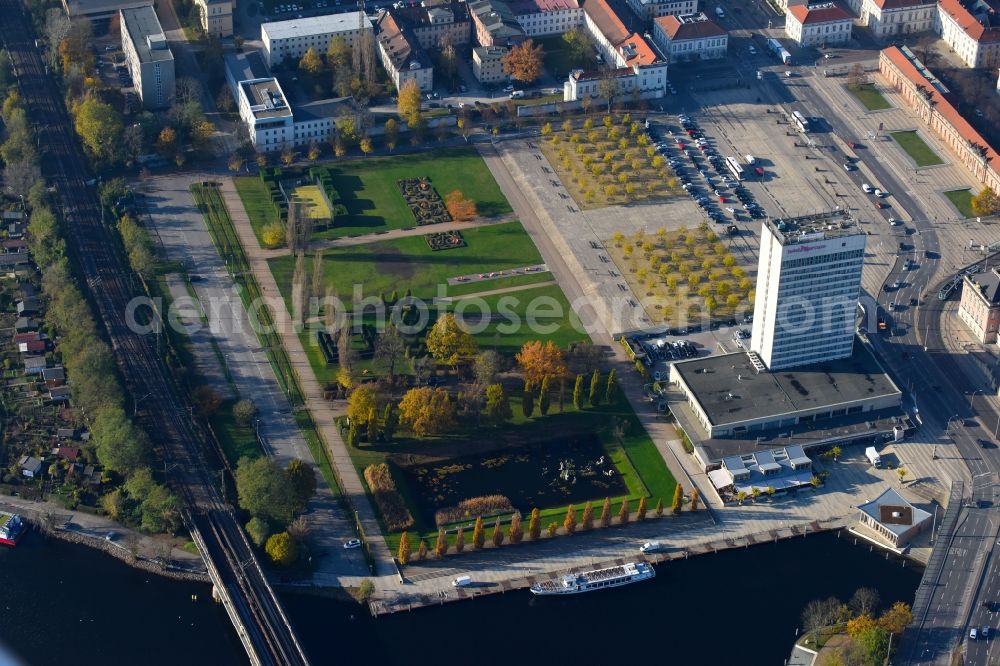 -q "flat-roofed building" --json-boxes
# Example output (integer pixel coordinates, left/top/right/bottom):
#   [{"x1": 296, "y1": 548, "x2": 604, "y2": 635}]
[
  {"x1": 785, "y1": 2, "x2": 854, "y2": 46},
  {"x1": 879, "y1": 46, "x2": 1000, "y2": 193},
  {"x1": 63, "y1": 0, "x2": 150, "y2": 20},
  {"x1": 376, "y1": 11, "x2": 435, "y2": 92},
  {"x1": 959, "y1": 268, "x2": 1000, "y2": 343},
  {"x1": 857, "y1": 487, "x2": 931, "y2": 547},
  {"x1": 262, "y1": 13, "x2": 374, "y2": 68},
  {"x1": 226, "y1": 51, "x2": 343, "y2": 150},
  {"x1": 195, "y1": 0, "x2": 233, "y2": 37},
  {"x1": 751, "y1": 216, "x2": 865, "y2": 370},
  {"x1": 626, "y1": 0, "x2": 696, "y2": 22},
  {"x1": 936, "y1": 0, "x2": 1000, "y2": 67},
  {"x1": 473, "y1": 45, "x2": 508, "y2": 82},
  {"x1": 120, "y1": 5, "x2": 175, "y2": 109},
  {"x1": 858, "y1": 0, "x2": 936, "y2": 38},
  {"x1": 652, "y1": 12, "x2": 727, "y2": 61}
]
